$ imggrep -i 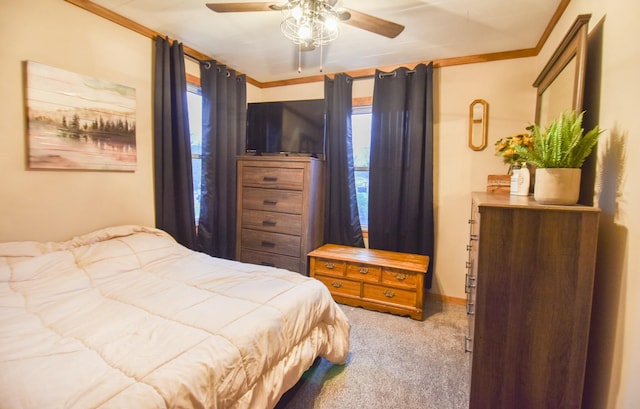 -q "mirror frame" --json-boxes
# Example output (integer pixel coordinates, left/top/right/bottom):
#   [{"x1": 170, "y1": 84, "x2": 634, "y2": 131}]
[
  {"x1": 533, "y1": 14, "x2": 591, "y2": 125},
  {"x1": 468, "y1": 99, "x2": 489, "y2": 151}
]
